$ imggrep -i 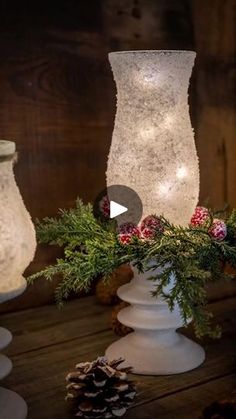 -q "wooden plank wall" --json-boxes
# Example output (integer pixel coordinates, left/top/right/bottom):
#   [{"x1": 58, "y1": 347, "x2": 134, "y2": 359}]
[{"x1": 0, "y1": 0, "x2": 235, "y2": 311}]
